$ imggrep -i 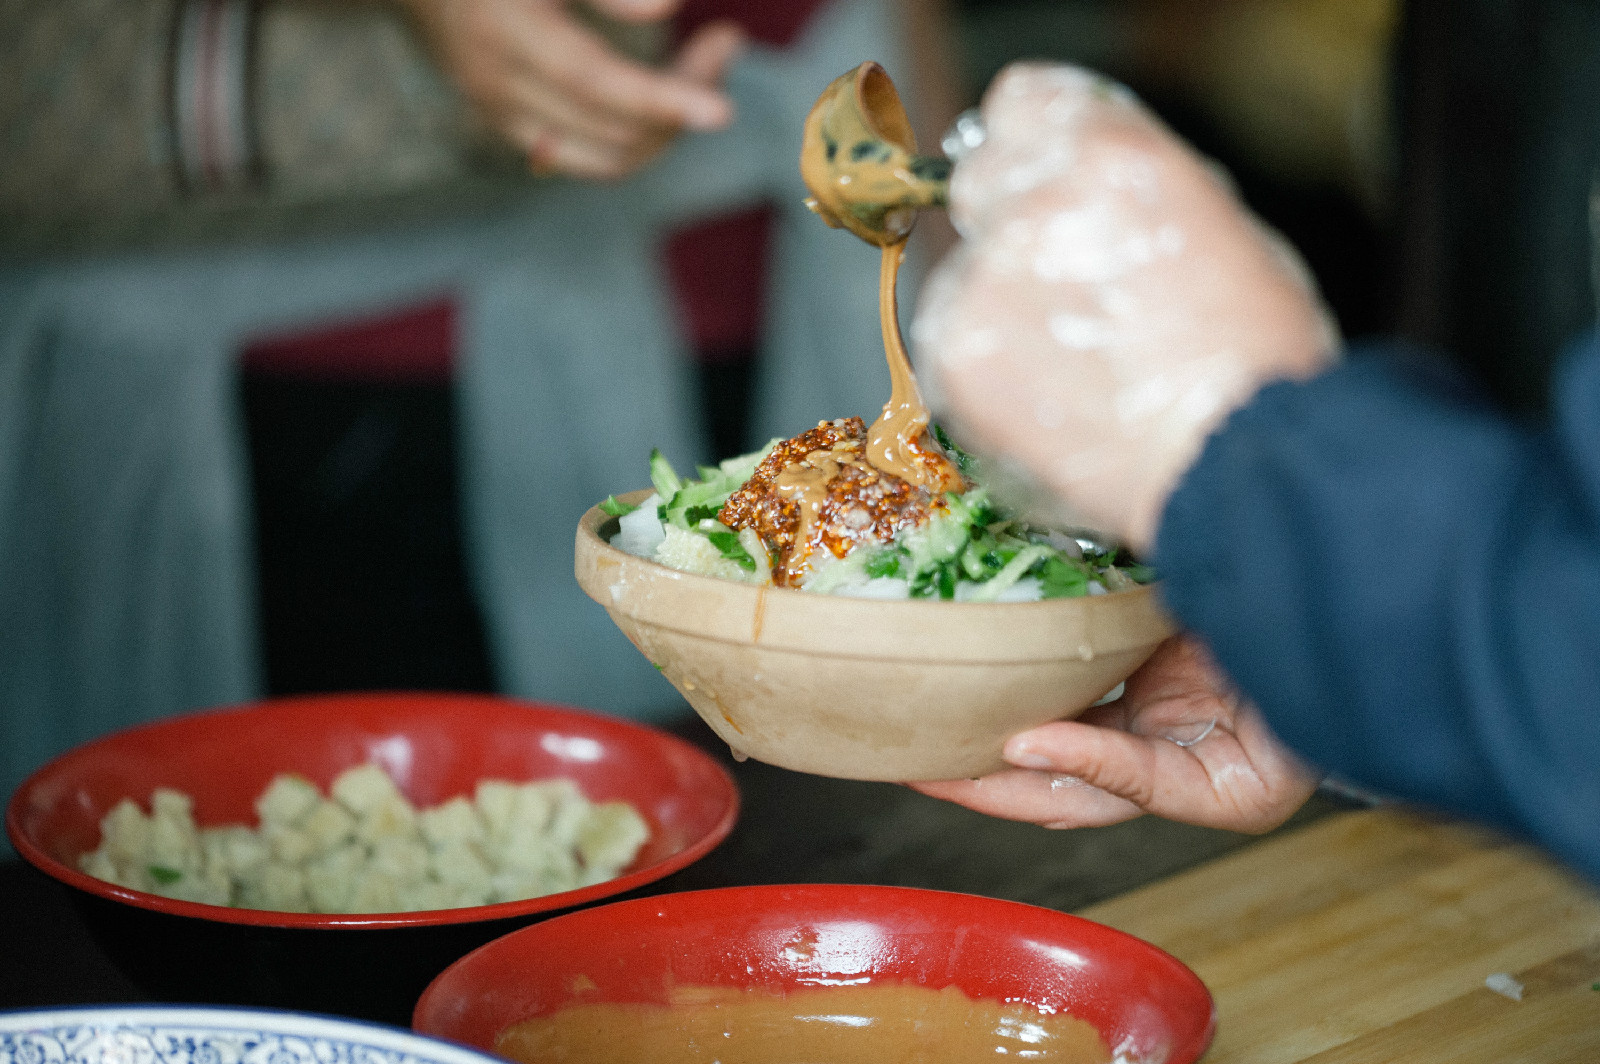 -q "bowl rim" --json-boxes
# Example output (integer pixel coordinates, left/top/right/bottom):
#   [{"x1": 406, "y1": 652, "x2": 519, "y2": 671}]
[
  {"x1": 5, "y1": 691, "x2": 739, "y2": 930},
  {"x1": 0, "y1": 1003, "x2": 509, "y2": 1064},
  {"x1": 413, "y1": 882, "x2": 1217, "y2": 1062}
]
